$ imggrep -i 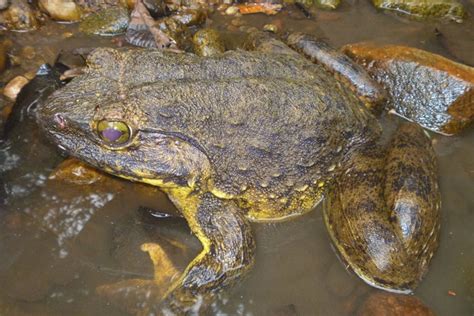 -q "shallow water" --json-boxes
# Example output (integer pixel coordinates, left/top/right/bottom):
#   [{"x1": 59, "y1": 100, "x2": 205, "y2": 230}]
[{"x1": 0, "y1": 1, "x2": 473, "y2": 315}]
